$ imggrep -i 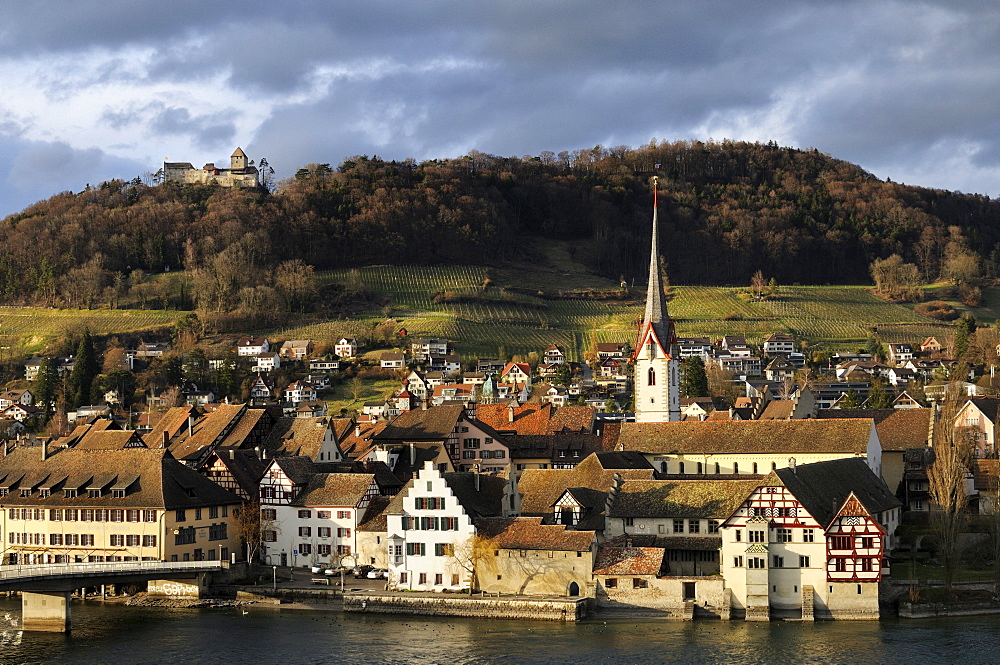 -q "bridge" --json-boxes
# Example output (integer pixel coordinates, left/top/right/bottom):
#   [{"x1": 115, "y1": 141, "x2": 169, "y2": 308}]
[{"x1": 0, "y1": 561, "x2": 227, "y2": 632}]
